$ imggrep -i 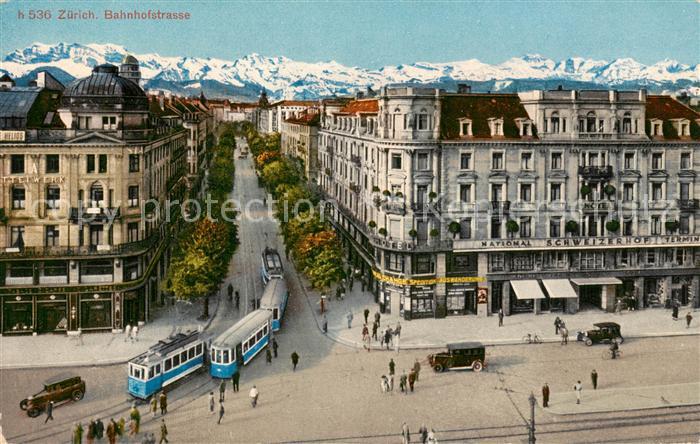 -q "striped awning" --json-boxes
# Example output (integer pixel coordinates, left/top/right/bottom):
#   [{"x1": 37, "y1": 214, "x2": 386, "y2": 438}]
[
  {"x1": 542, "y1": 279, "x2": 578, "y2": 299},
  {"x1": 510, "y1": 280, "x2": 546, "y2": 300}
]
